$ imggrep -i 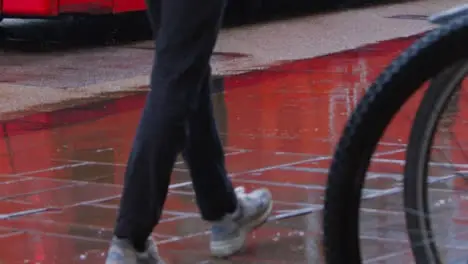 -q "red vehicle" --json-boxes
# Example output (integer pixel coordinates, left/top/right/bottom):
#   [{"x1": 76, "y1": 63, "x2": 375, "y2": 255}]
[
  {"x1": 0, "y1": 0, "x2": 147, "y2": 22},
  {"x1": 0, "y1": 0, "x2": 371, "y2": 23}
]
